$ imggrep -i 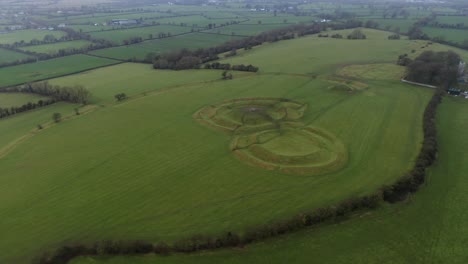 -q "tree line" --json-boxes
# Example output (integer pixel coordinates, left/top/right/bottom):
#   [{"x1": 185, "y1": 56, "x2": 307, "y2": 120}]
[
  {"x1": 0, "y1": 98, "x2": 56, "y2": 119},
  {"x1": 151, "y1": 20, "x2": 365, "y2": 70},
  {"x1": 204, "y1": 63, "x2": 259, "y2": 72},
  {"x1": 3, "y1": 81, "x2": 91, "y2": 104}
]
